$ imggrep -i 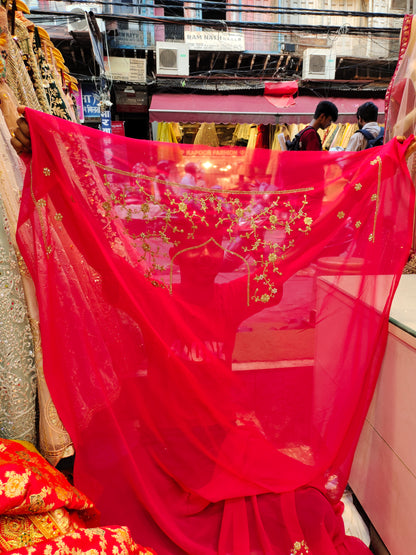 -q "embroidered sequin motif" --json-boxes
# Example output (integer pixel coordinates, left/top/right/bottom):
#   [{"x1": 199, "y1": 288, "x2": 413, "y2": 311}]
[
  {"x1": 290, "y1": 539, "x2": 310, "y2": 554},
  {"x1": 0, "y1": 201, "x2": 36, "y2": 444}
]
